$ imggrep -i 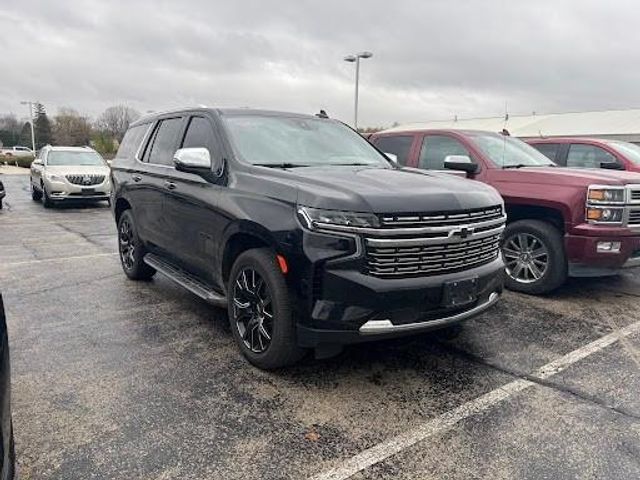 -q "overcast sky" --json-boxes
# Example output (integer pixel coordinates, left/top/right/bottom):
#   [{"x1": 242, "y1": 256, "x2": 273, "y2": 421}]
[{"x1": 1, "y1": 0, "x2": 639, "y2": 127}]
